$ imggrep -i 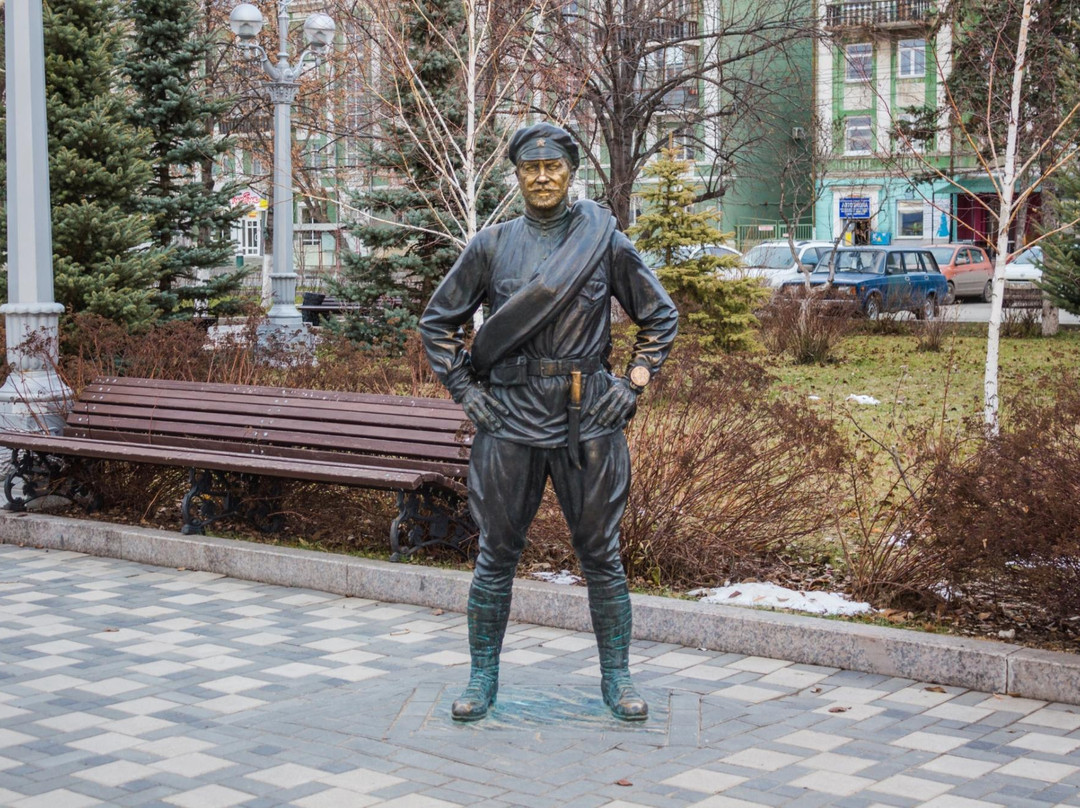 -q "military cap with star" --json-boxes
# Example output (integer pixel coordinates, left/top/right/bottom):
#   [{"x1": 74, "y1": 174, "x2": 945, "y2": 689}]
[{"x1": 508, "y1": 122, "x2": 580, "y2": 169}]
